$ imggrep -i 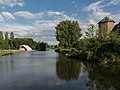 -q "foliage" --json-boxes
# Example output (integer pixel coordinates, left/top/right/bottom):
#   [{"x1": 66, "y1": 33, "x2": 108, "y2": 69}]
[
  {"x1": 0, "y1": 50, "x2": 14, "y2": 56},
  {"x1": 10, "y1": 32, "x2": 14, "y2": 40},
  {"x1": 76, "y1": 31, "x2": 120, "y2": 63},
  {"x1": 14, "y1": 38, "x2": 48, "y2": 51},
  {"x1": 55, "y1": 22, "x2": 120, "y2": 63},
  {"x1": 10, "y1": 32, "x2": 15, "y2": 49},
  {"x1": 0, "y1": 31, "x2": 4, "y2": 49},
  {"x1": 0, "y1": 31, "x2": 48, "y2": 51},
  {"x1": 85, "y1": 24, "x2": 98, "y2": 38},
  {"x1": 3, "y1": 32, "x2": 9, "y2": 50},
  {"x1": 14, "y1": 38, "x2": 36, "y2": 49},
  {"x1": 55, "y1": 20, "x2": 81, "y2": 47},
  {"x1": 55, "y1": 48, "x2": 76, "y2": 54},
  {"x1": 36, "y1": 42, "x2": 48, "y2": 51}
]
